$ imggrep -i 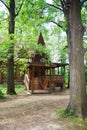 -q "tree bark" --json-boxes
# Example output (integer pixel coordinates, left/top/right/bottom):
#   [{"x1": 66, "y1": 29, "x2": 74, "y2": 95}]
[
  {"x1": 7, "y1": 0, "x2": 16, "y2": 94},
  {"x1": 65, "y1": 0, "x2": 87, "y2": 118}
]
